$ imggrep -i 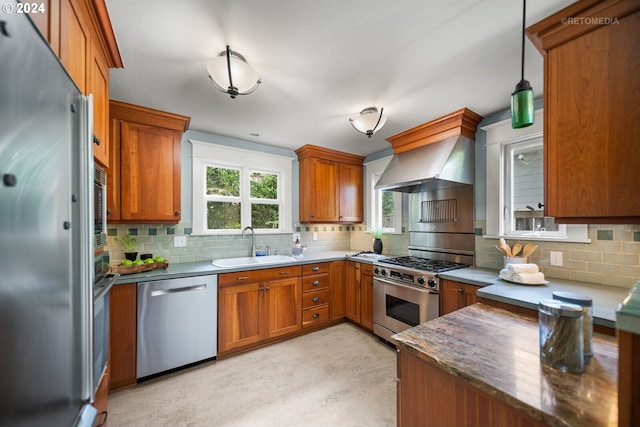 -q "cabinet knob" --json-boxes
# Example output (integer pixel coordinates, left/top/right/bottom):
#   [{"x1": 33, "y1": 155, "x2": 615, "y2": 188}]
[
  {"x1": 313, "y1": 313, "x2": 320, "y2": 319},
  {"x1": 265, "y1": 287, "x2": 270, "y2": 291},
  {"x1": 457, "y1": 288, "x2": 464, "y2": 294},
  {"x1": 312, "y1": 297, "x2": 320, "y2": 302},
  {"x1": 93, "y1": 135, "x2": 100, "y2": 146},
  {"x1": 174, "y1": 211, "x2": 180, "y2": 216},
  {"x1": 312, "y1": 266, "x2": 320, "y2": 271},
  {"x1": 106, "y1": 209, "x2": 111, "y2": 216},
  {"x1": 310, "y1": 214, "x2": 315, "y2": 218},
  {"x1": 312, "y1": 280, "x2": 320, "y2": 286}
]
